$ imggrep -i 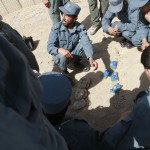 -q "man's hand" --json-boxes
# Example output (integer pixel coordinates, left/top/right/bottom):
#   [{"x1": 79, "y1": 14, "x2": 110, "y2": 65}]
[
  {"x1": 141, "y1": 38, "x2": 149, "y2": 51},
  {"x1": 108, "y1": 27, "x2": 117, "y2": 36},
  {"x1": 89, "y1": 57, "x2": 98, "y2": 71},
  {"x1": 42, "y1": 0, "x2": 51, "y2": 8},
  {"x1": 58, "y1": 48, "x2": 73, "y2": 58},
  {"x1": 108, "y1": 26, "x2": 120, "y2": 36}
]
